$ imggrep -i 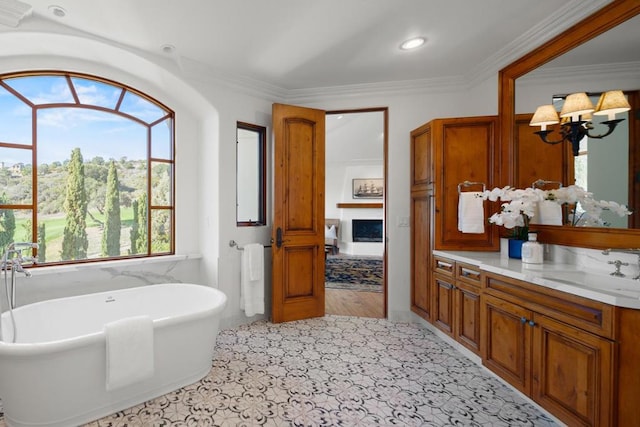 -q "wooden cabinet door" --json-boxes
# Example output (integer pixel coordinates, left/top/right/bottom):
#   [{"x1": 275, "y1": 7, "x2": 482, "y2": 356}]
[
  {"x1": 532, "y1": 314, "x2": 615, "y2": 427},
  {"x1": 410, "y1": 193, "x2": 432, "y2": 319},
  {"x1": 481, "y1": 294, "x2": 532, "y2": 395},
  {"x1": 455, "y1": 281, "x2": 481, "y2": 355},
  {"x1": 432, "y1": 274, "x2": 455, "y2": 336},
  {"x1": 410, "y1": 122, "x2": 434, "y2": 321},
  {"x1": 432, "y1": 116, "x2": 499, "y2": 251}
]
